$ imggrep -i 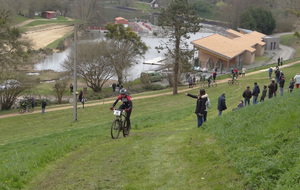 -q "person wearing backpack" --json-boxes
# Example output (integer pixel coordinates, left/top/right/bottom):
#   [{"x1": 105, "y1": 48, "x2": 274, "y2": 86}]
[{"x1": 185, "y1": 89, "x2": 208, "y2": 128}]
